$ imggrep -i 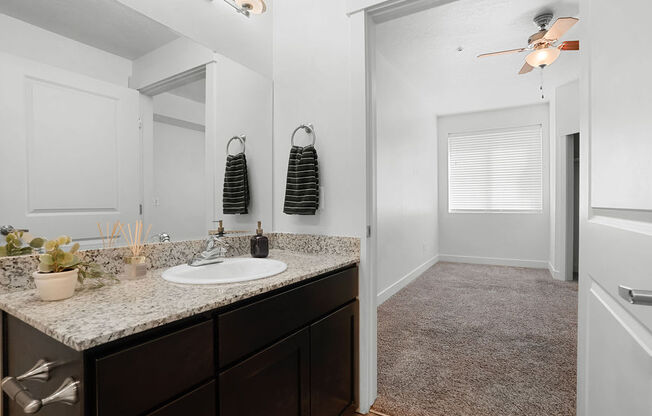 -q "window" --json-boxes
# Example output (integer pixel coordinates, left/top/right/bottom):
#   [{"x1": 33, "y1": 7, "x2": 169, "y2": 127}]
[{"x1": 448, "y1": 125, "x2": 543, "y2": 212}]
